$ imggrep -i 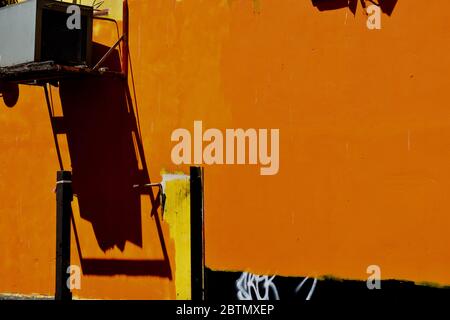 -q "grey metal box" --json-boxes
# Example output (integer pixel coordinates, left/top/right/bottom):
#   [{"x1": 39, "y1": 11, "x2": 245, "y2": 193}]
[{"x1": 0, "y1": 0, "x2": 93, "y2": 68}]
